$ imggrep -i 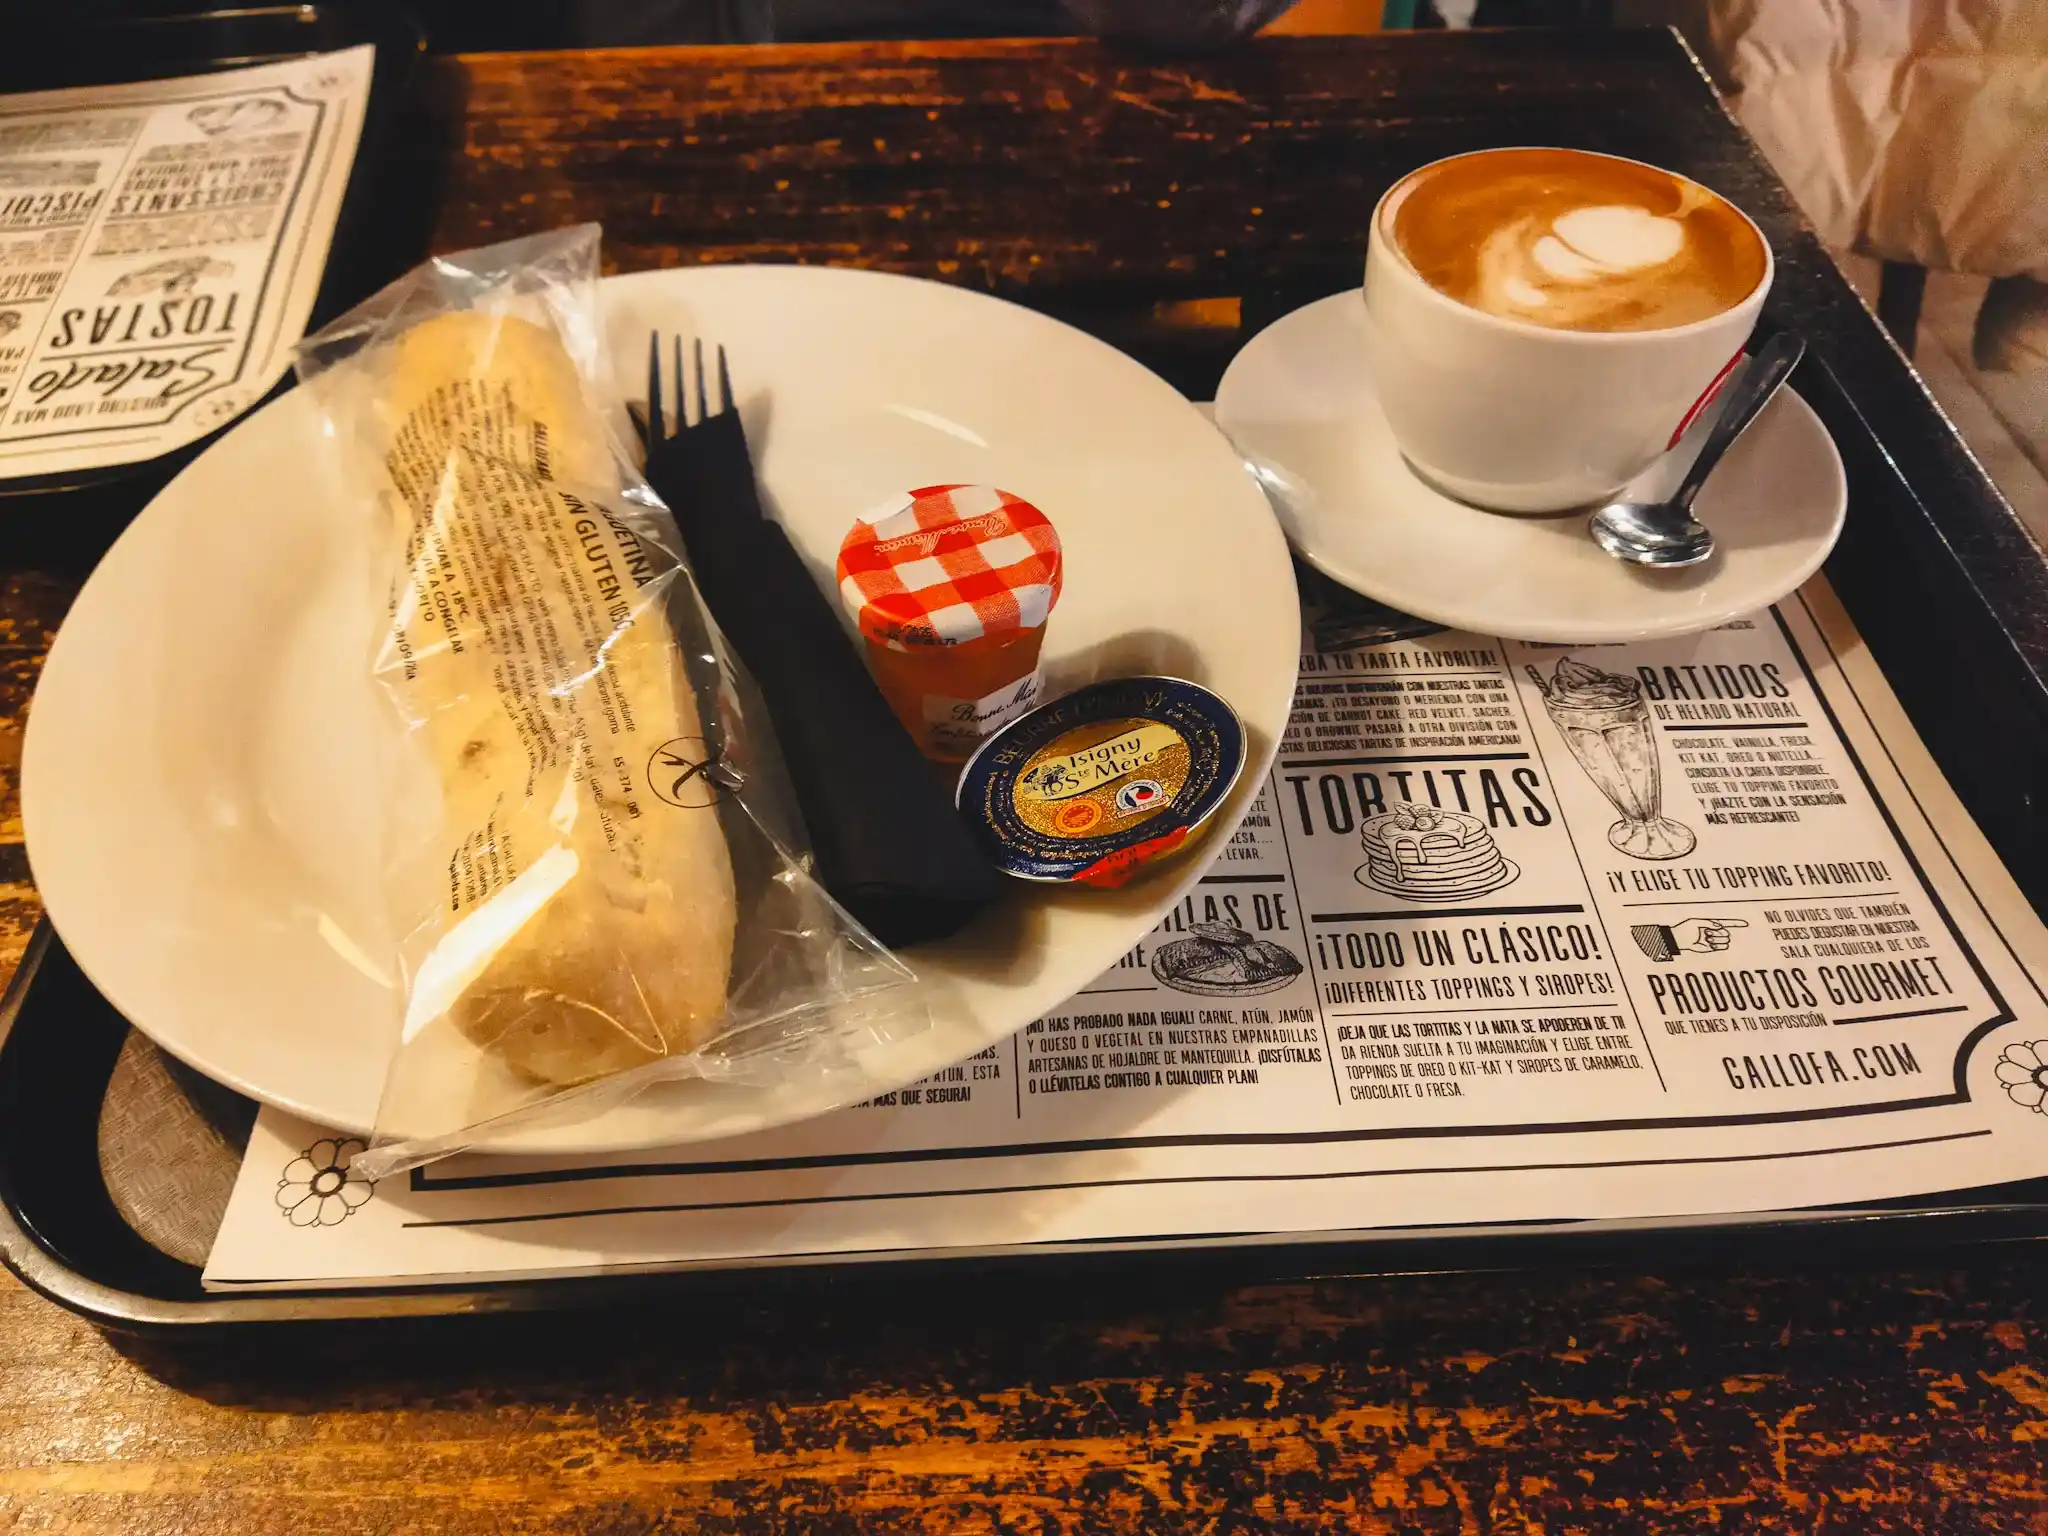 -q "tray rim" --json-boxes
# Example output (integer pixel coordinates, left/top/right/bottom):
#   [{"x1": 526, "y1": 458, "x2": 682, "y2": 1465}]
[{"x1": 6, "y1": 127, "x2": 2048, "y2": 1324}]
